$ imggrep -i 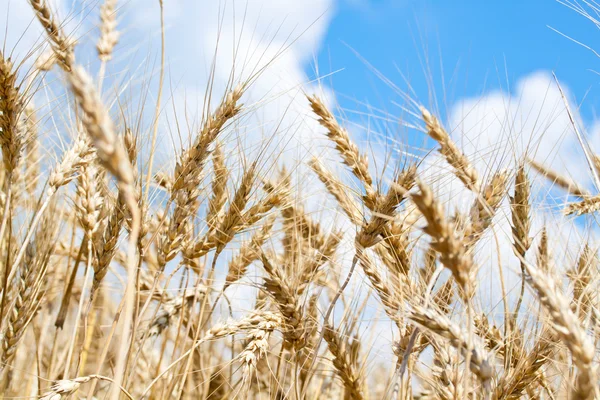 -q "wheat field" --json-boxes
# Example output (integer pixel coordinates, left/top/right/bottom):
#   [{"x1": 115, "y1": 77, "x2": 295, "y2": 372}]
[{"x1": 0, "y1": 0, "x2": 599, "y2": 399}]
